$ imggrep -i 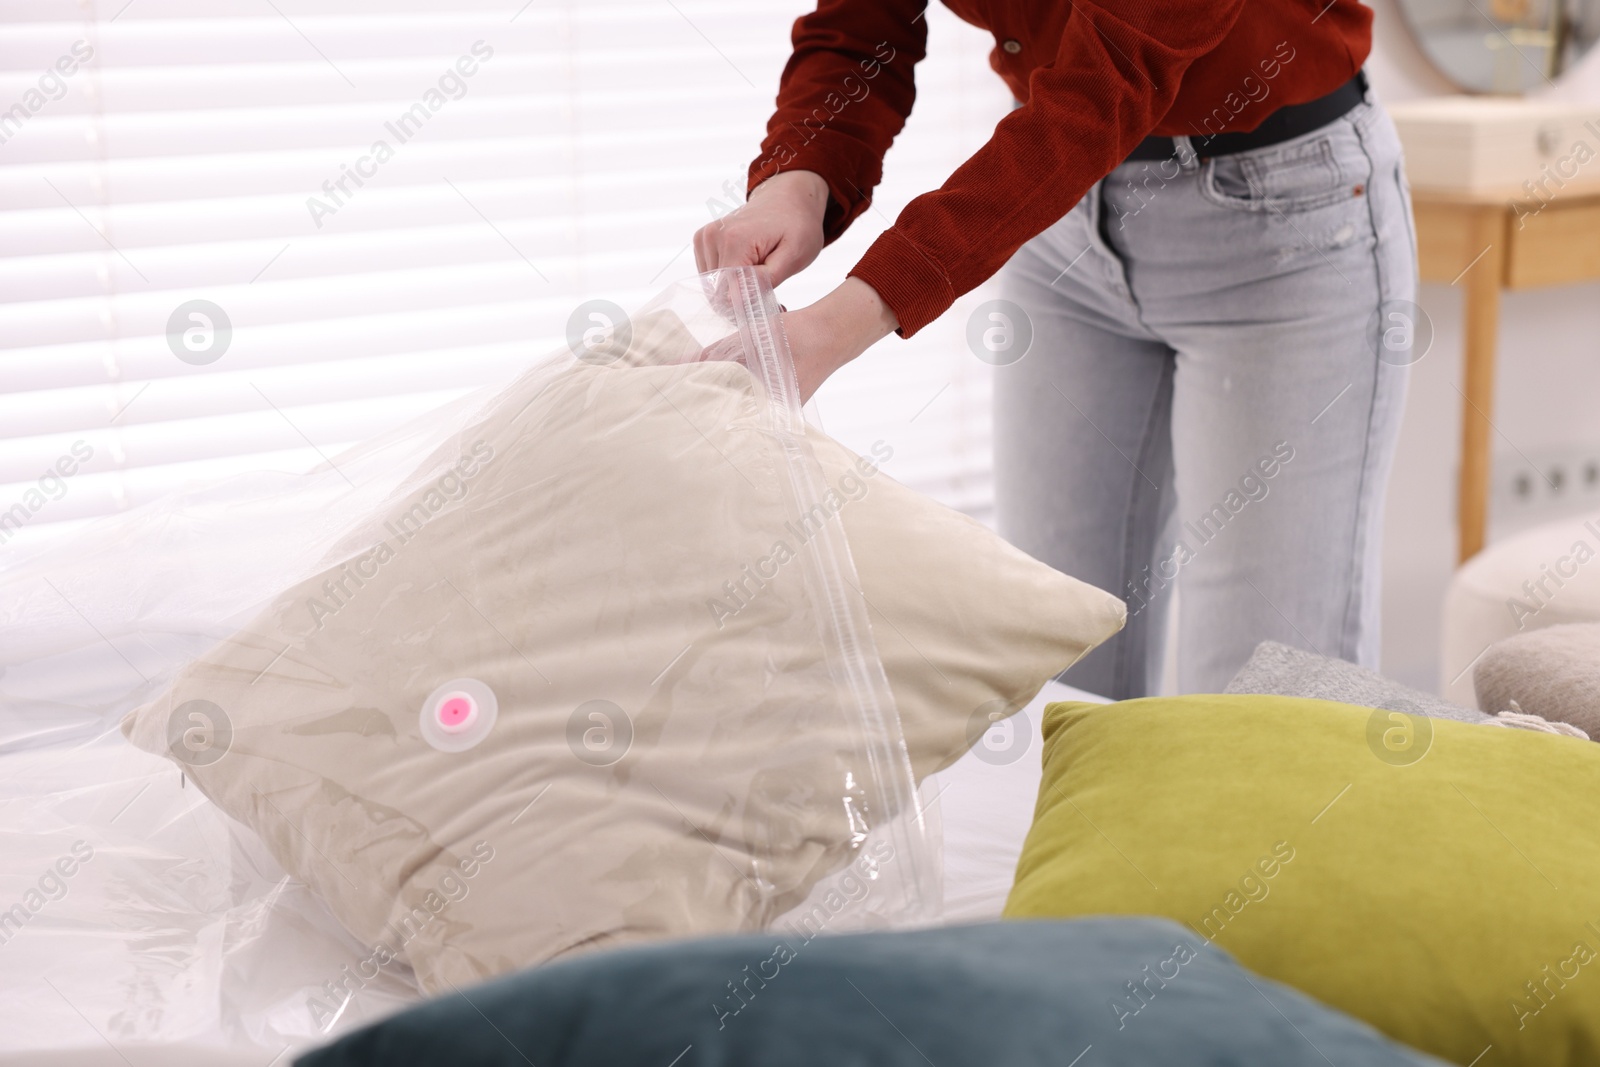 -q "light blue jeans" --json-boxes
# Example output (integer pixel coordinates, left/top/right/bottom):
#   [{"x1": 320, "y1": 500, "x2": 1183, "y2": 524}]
[{"x1": 995, "y1": 92, "x2": 1417, "y2": 698}]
